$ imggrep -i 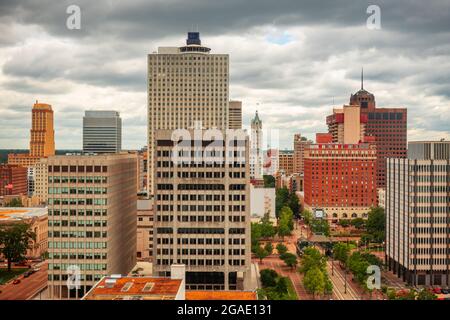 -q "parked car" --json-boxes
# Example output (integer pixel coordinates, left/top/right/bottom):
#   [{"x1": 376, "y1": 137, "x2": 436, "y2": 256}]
[
  {"x1": 23, "y1": 272, "x2": 30, "y2": 278},
  {"x1": 12, "y1": 279, "x2": 21, "y2": 285},
  {"x1": 33, "y1": 267, "x2": 41, "y2": 272},
  {"x1": 432, "y1": 287, "x2": 442, "y2": 294},
  {"x1": 441, "y1": 288, "x2": 449, "y2": 294}
]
